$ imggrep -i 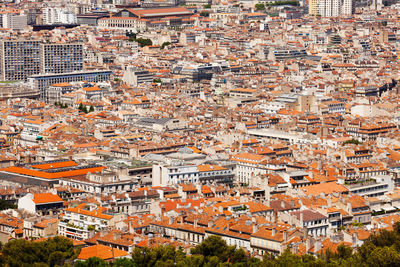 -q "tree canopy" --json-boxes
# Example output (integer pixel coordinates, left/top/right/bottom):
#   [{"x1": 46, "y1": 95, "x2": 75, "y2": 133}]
[{"x1": 2, "y1": 223, "x2": 400, "y2": 266}]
